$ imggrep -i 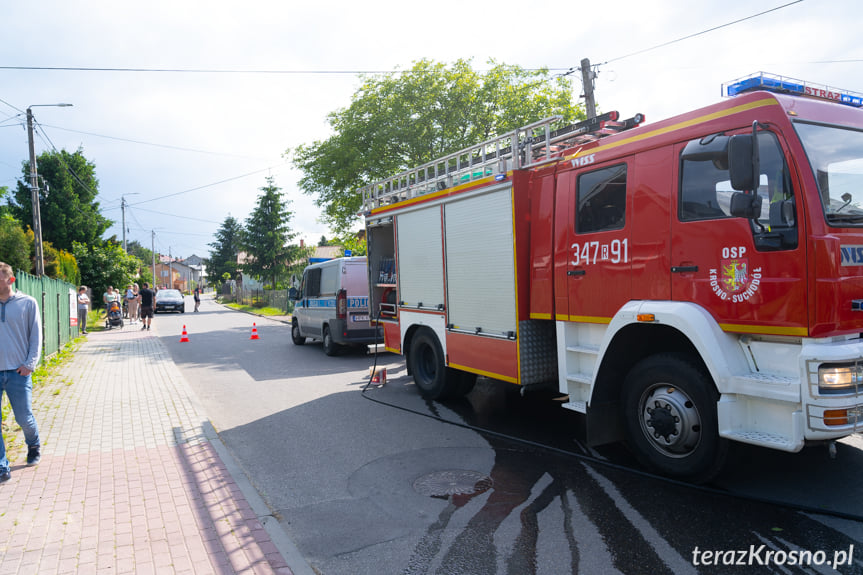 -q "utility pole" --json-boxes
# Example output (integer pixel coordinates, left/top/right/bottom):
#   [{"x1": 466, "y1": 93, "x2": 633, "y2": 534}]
[
  {"x1": 580, "y1": 58, "x2": 597, "y2": 120},
  {"x1": 25, "y1": 103, "x2": 72, "y2": 276},
  {"x1": 120, "y1": 193, "x2": 138, "y2": 253},
  {"x1": 169, "y1": 247, "x2": 173, "y2": 290},
  {"x1": 121, "y1": 197, "x2": 127, "y2": 253},
  {"x1": 151, "y1": 230, "x2": 156, "y2": 287},
  {"x1": 26, "y1": 109, "x2": 45, "y2": 276}
]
